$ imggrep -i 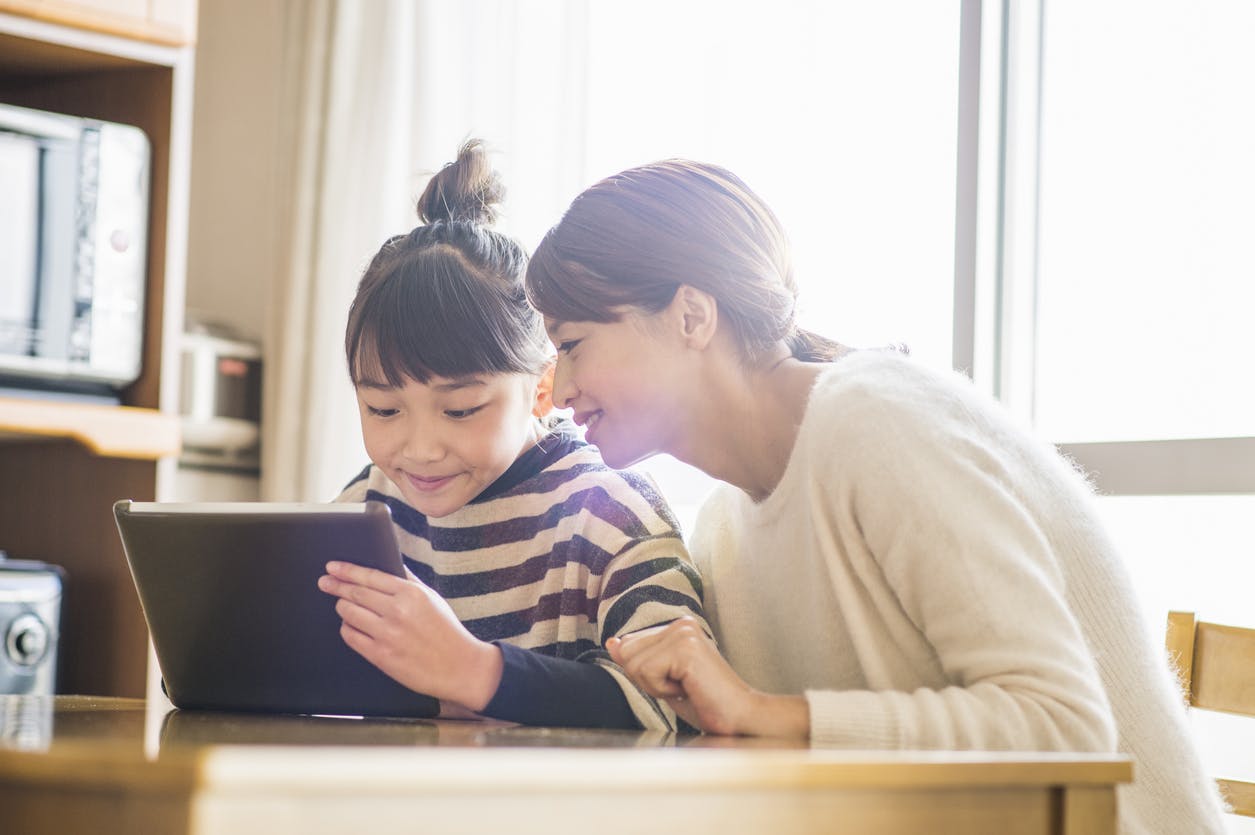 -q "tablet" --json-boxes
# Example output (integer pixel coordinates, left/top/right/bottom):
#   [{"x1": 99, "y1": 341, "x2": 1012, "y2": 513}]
[{"x1": 113, "y1": 500, "x2": 440, "y2": 718}]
